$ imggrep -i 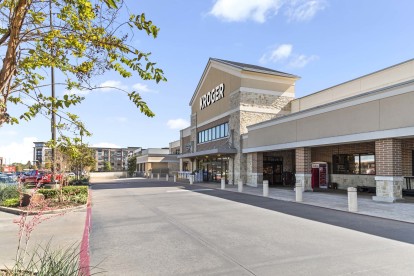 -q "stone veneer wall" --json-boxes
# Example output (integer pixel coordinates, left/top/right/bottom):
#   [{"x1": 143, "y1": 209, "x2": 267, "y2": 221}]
[
  {"x1": 295, "y1": 147, "x2": 312, "y2": 191},
  {"x1": 181, "y1": 136, "x2": 191, "y2": 154},
  {"x1": 330, "y1": 174, "x2": 375, "y2": 189},
  {"x1": 229, "y1": 91, "x2": 294, "y2": 184},
  {"x1": 246, "y1": 152, "x2": 263, "y2": 187},
  {"x1": 374, "y1": 139, "x2": 403, "y2": 202},
  {"x1": 190, "y1": 114, "x2": 197, "y2": 153}
]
